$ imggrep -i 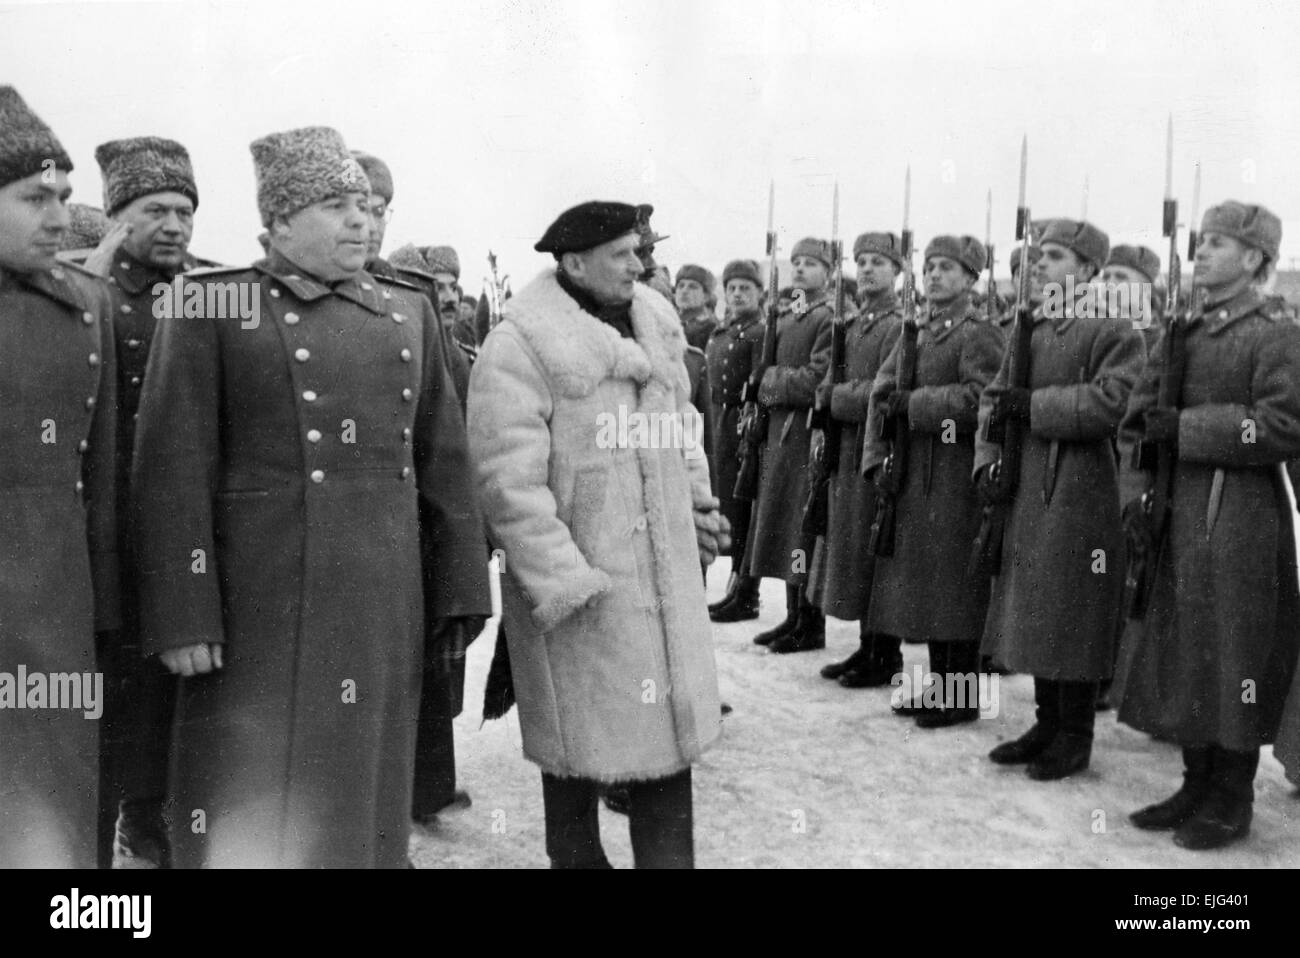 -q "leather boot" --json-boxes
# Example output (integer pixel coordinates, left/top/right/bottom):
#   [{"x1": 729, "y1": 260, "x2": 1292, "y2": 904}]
[
  {"x1": 820, "y1": 632, "x2": 868, "y2": 680},
  {"x1": 915, "y1": 641, "x2": 981, "y2": 728},
  {"x1": 707, "y1": 572, "x2": 738, "y2": 613},
  {"x1": 1026, "y1": 680, "x2": 1095, "y2": 780},
  {"x1": 1173, "y1": 746, "x2": 1257, "y2": 850},
  {"x1": 752, "y1": 584, "x2": 799, "y2": 646},
  {"x1": 1130, "y1": 745, "x2": 1213, "y2": 830},
  {"x1": 894, "y1": 642, "x2": 942, "y2": 716},
  {"x1": 711, "y1": 576, "x2": 761, "y2": 623},
  {"x1": 990, "y1": 677, "x2": 1059, "y2": 764},
  {"x1": 769, "y1": 598, "x2": 825, "y2": 654},
  {"x1": 839, "y1": 631, "x2": 903, "y2": 687}
]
